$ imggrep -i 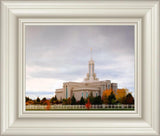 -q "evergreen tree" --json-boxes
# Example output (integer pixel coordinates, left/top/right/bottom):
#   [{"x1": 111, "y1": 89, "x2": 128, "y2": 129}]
[
  {"x1": 42, "y1": 97, "x2": 46, "y2": 102},
  {"x1": 25, "y1": 97, "x2": 30, "y2": 102},
  {"x1": 36, "y1": 97, "x2": 40, "y2": 103},
  {"x1": 108, "y1": 91, "x2": 116, "y2": 104},
  {"x1": 93, "y1": 96, "x2": 102, "y2": 105},
  {"x1": 71, "y1": 95, "x2": 76, "y2": 105},
  {"x1": 88, "y1": 92, "x2": 94, "y2": 104},
  {"x1": 55, "y1": 95, "x2": 57, "y2": 101},
  {"x1": 79, "y1": 96, "x2": 85, "y2": 105},
  {"x1": 40, "y1": 97, "x2": 47, "y2": 104},
  {"x1": 50, "y1": 97, "x2": 55, "y2": 104}
]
